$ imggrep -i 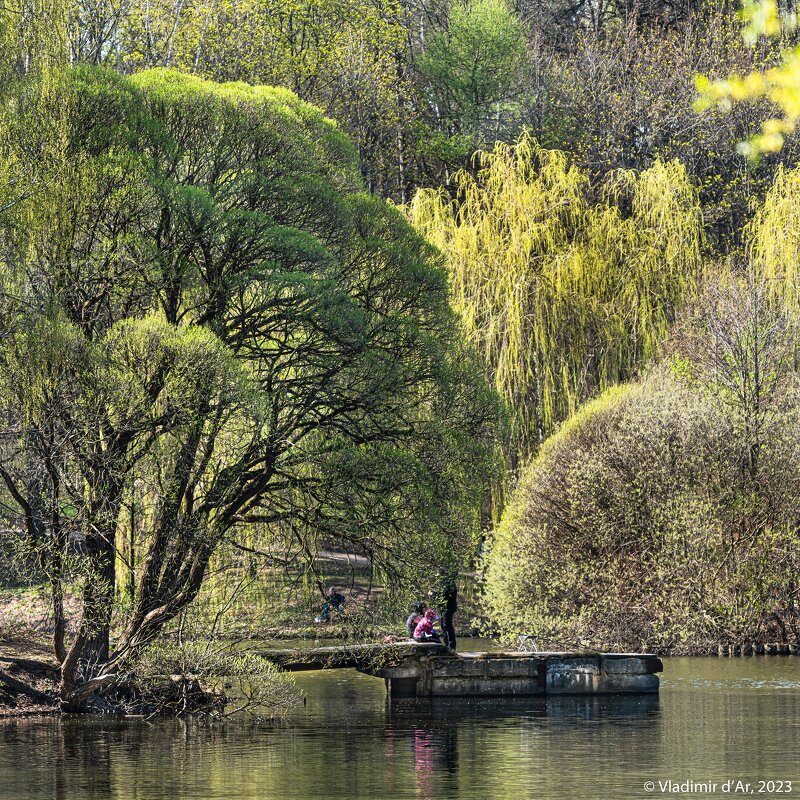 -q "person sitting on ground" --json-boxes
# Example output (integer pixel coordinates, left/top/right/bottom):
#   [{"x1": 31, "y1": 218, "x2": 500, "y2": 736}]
[
  {"x1": 413, "y1": 609, "x2": 441, "y2": 643},
  {"x1": 317, "y1": 586, "x2": 346, "y2": 623},
  {"x1": 405, "y1": 602, "x2": 425, "y2": 636}
]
